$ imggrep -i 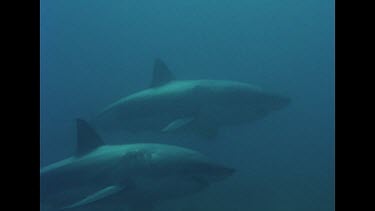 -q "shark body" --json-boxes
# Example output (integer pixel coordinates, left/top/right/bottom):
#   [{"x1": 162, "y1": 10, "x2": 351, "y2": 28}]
[
  {"x1": 40, "y1": 119, "x2": 234, "y2": 211},
  {"x1": 92, "y1": 59, "x2": 290, "y2": 139}
]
